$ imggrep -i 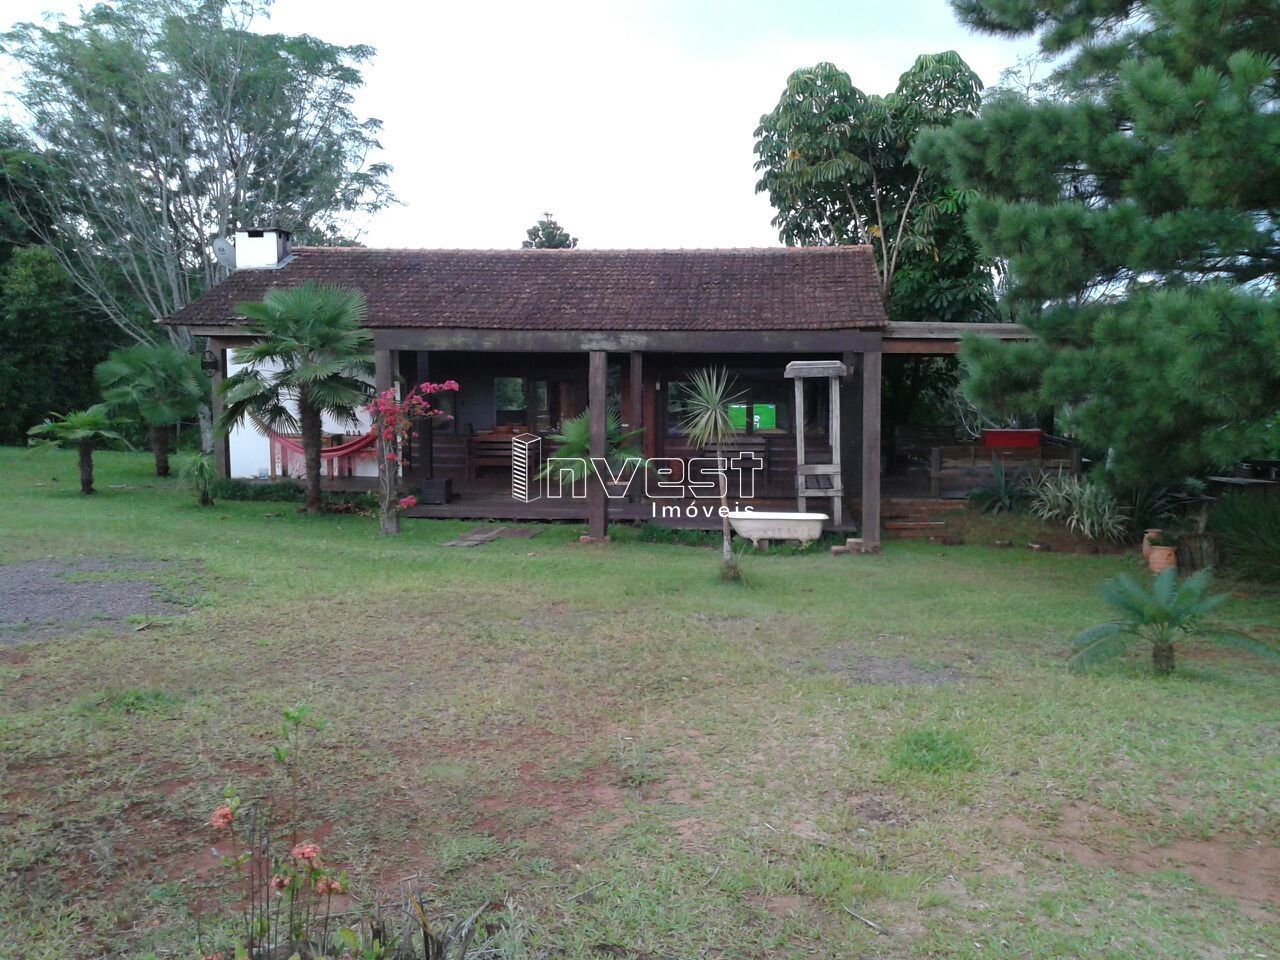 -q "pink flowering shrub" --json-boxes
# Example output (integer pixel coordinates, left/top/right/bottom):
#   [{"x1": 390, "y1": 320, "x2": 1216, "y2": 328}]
[{"x1": 366, "y1": 380, "x2": 458, "y2": 535}]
